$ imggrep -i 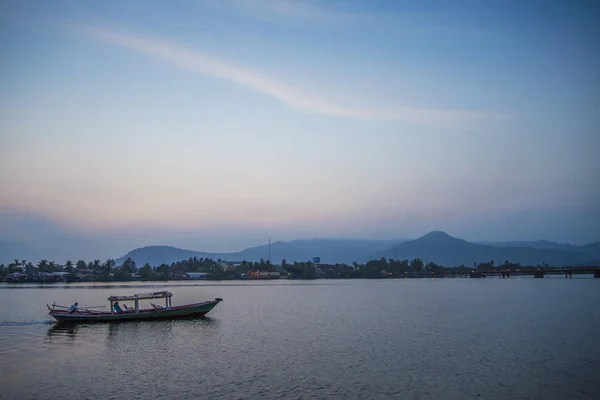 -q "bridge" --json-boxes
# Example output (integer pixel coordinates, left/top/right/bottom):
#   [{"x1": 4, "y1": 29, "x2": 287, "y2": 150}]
[
  {"x1": 442, "y1": 266, "x2": 600, "y2": 279},
  {"x1": 472, "y1": 266, "x2": 600, "y2": 279}
]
